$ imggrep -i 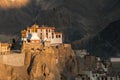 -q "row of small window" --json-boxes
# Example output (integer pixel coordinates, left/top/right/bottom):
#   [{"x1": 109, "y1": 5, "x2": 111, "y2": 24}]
[
  {"x1": 45, "y1": 29, "x2": 54, "y2": 32},
  {"x1": 39, "y1": 35, "x2": 61, "y2": 39},
  {"x1": 28, "y1": 29, "x2": 53, "y2": 33},
  {"x1": 56, "y1": 35, "x2": 61, "y2": 38},
  {"x1": 28, "y1": 30, "x2": 37, "y2": 32},
  {"x1": 40, "y1": 33, "x2": 55, "y2": 36},
  {"x1": 38, "y1": 29, "x2": 54, "y2": 32}
]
